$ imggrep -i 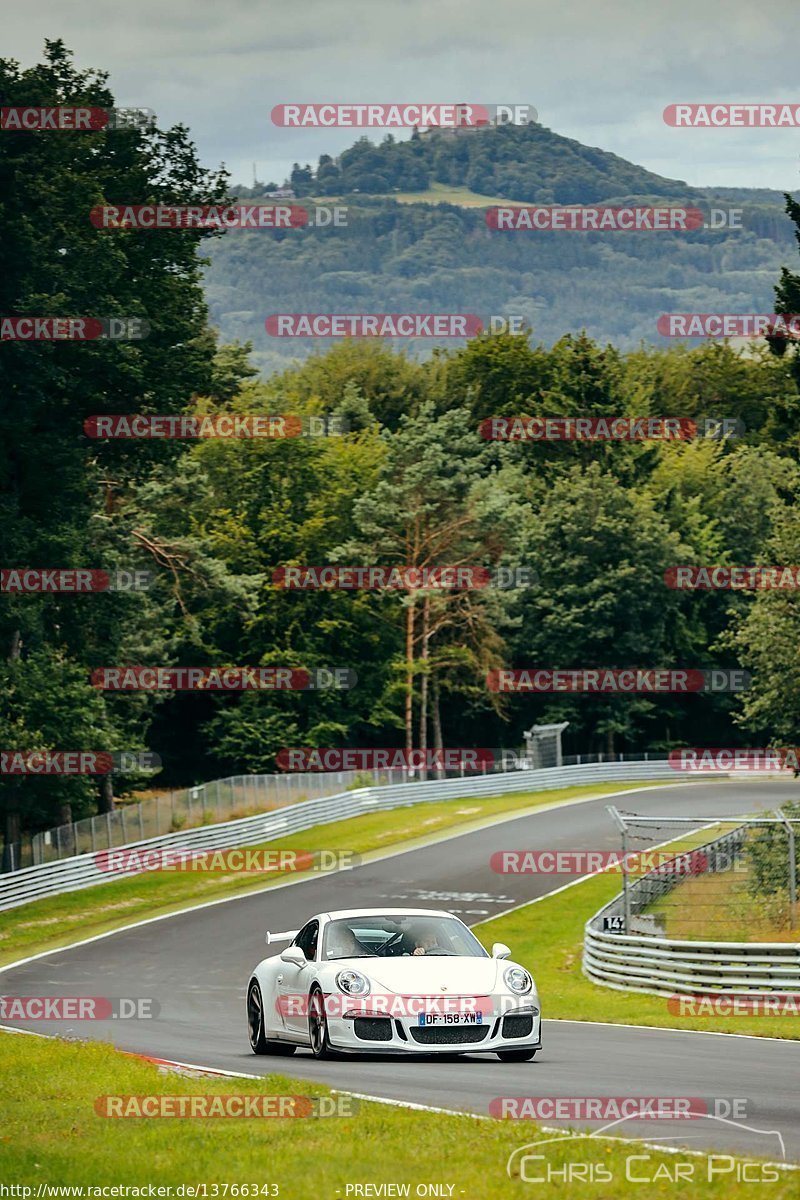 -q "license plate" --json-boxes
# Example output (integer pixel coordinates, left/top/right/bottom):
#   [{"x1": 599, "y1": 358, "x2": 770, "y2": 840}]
[{"x1": 417, "y1": 1011, "x2": 483, "y2": 1026}]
